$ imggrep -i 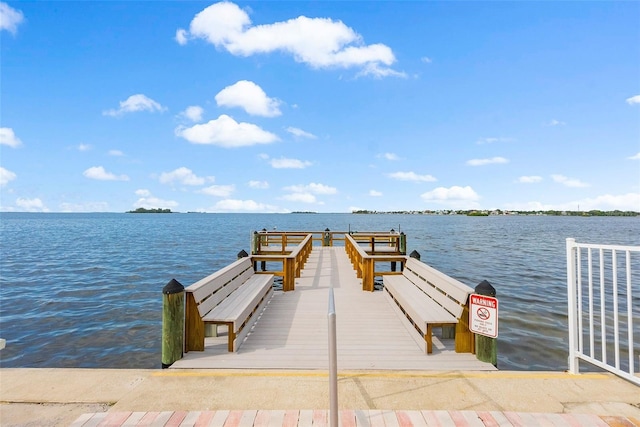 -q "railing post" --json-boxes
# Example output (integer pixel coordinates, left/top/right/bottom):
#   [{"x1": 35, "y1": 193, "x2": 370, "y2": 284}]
[
  {"x1": 162, "y1": 278, "x2": 184, "y2": 368},
  {"x1": 566, "y1": 238, "x2": 579, "y2": 374},
  {"x1": 324, "y1": 228, "x2": 331, "y2": 247},
  {"x1": 328, "y1": 288, "x2": 338, "y2": 427}
]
